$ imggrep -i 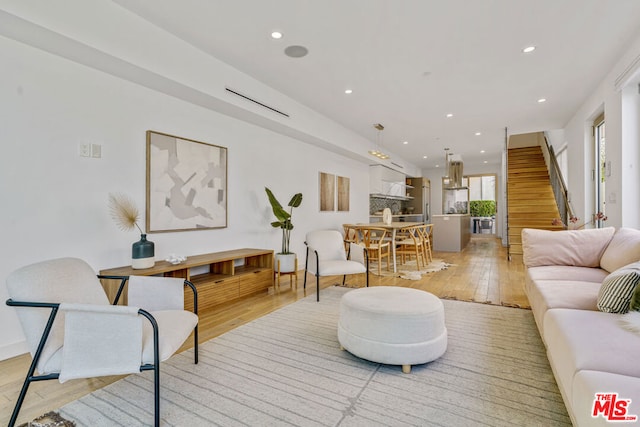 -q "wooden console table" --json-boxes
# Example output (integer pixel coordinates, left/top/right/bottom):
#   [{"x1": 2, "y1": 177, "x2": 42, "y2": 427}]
[{"x1": 99, "y1": 248, "x2": 274, "y2": 312}]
